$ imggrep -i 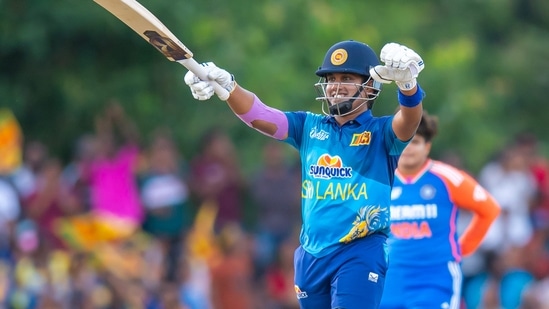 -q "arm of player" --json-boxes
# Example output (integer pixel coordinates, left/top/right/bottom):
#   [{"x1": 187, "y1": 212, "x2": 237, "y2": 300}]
[
  {"x1": 184, "y1": 63, "x2": 289, "y2": 140},
  {"x1": 391, "y1": 95, "x2": 423, "y2": 142},
  {"x1": 450, "y1": 171, "x2": 501, "y2": 256},
  {"x1": 226, "y1": 86, "x2": 289, "y2": 140}
]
